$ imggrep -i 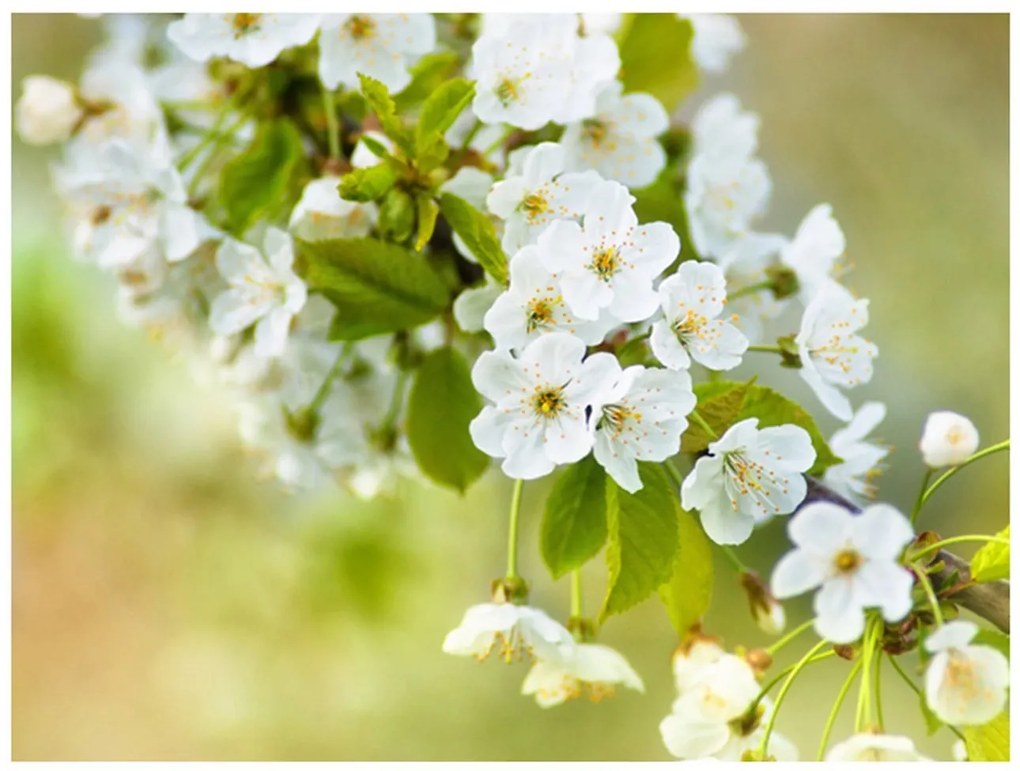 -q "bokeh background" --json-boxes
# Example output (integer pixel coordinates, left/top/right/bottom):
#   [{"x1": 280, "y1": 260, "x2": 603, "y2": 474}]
[{"x1": 12, "y1": 13, "x2": 1009, "y2": 761}]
